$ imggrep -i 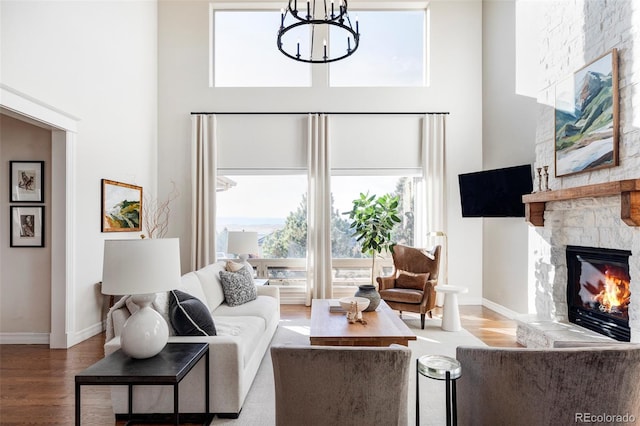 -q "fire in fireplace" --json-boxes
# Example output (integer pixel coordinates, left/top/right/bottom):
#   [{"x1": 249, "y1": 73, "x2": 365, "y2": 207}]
[{"x1": 566, "y1": 245, "x2": 631, "y2": 342}]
